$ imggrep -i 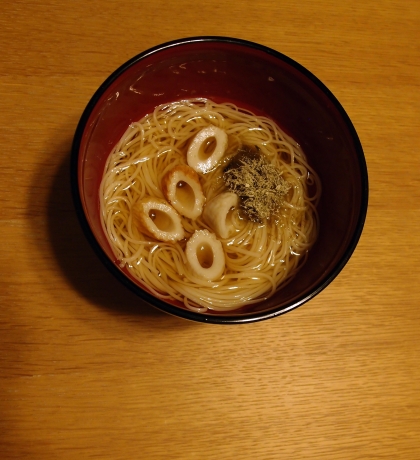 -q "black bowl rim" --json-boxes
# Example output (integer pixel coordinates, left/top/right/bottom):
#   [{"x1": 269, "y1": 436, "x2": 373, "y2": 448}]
[{"x1": 70, "y1": 36, "x2": 369, "y2": 325}]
